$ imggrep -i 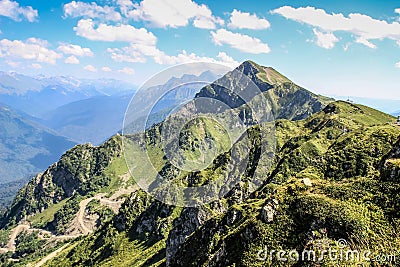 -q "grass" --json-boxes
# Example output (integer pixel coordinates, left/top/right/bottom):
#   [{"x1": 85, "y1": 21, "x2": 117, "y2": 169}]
[
  {"x1": 331, "y1": 101, "x2": 396, "y2": 127},
  {"x1": 101, "y1": 235, "x2": 166, "y2": 267},
  {"x1": 257, "y1": 67, "x2": 291, "y2": 84},
  {"x1": 28, "y1": 198, "x2": 70, "y2": 228},
  {"x1": 99, "y1": 156, "x2": 129, "y2": 196}
]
